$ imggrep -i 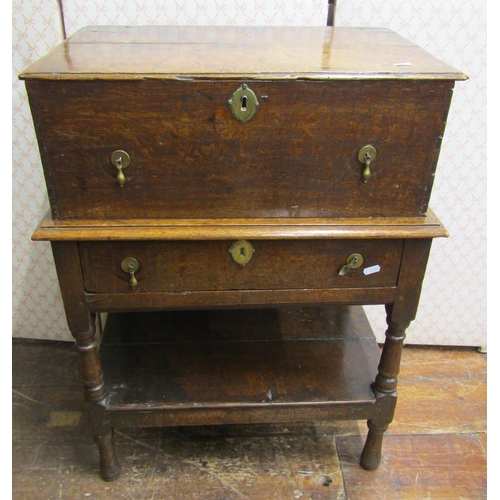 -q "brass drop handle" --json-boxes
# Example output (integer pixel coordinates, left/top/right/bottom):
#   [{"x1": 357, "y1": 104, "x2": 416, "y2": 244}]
[
  {"x1": 121, "y1": 257, "x2": 139, "y2": 289},
  {"x1": 358, "y1": 145, "x2": 377, "y2": 183},
  {"x1": 338, "y1": 253, "x2": 364, "y2": 276},
  {"x1": 111, "y1": 150, "x2": 131, "y2": 187},
  {"x1": 116, "y1": 157, "x2": 125, "y2": 186}
]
